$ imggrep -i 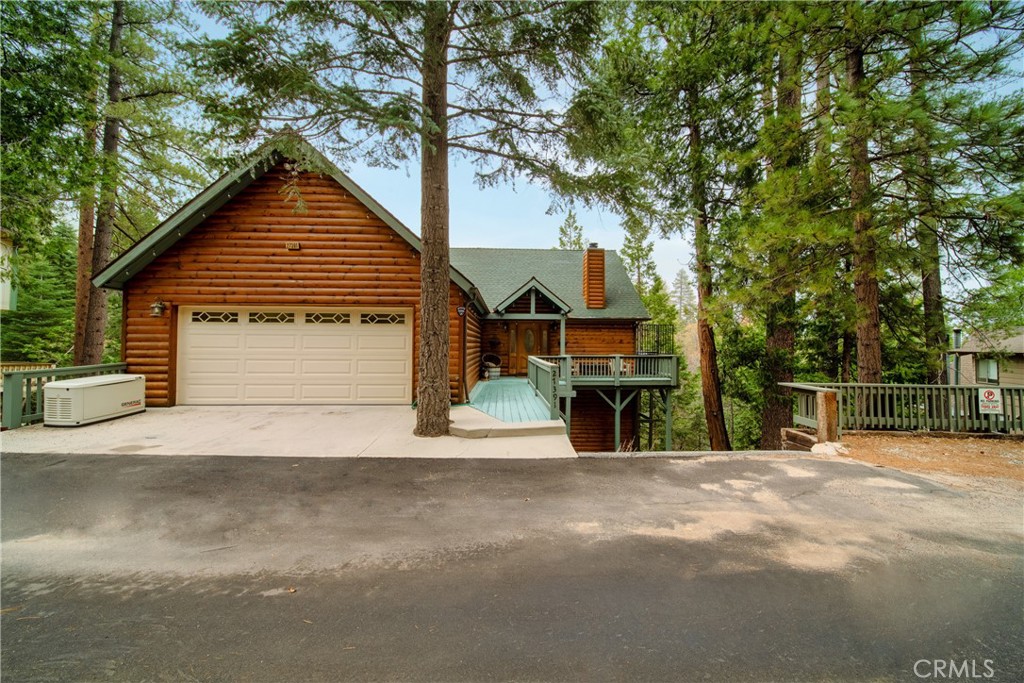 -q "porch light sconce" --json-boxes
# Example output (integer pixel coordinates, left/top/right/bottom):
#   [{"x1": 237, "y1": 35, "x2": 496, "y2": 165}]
[
  {"x1": 501, "y1": 322, "x2": 509, "y2": 332},
  {"x1": 149, "y1": 299, "x2": 166, "y2": 317}
]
